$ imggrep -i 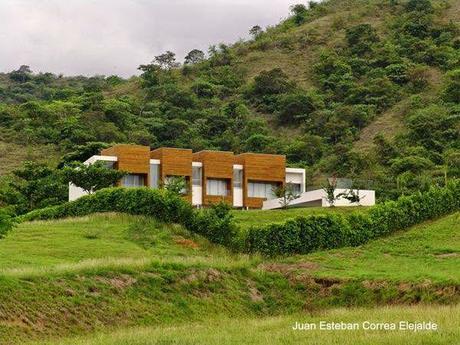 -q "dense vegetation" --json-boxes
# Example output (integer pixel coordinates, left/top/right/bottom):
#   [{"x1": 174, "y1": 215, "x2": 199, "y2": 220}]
[{"x1": 0, "y1": 0, "x2": 459, "y2": 215}]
